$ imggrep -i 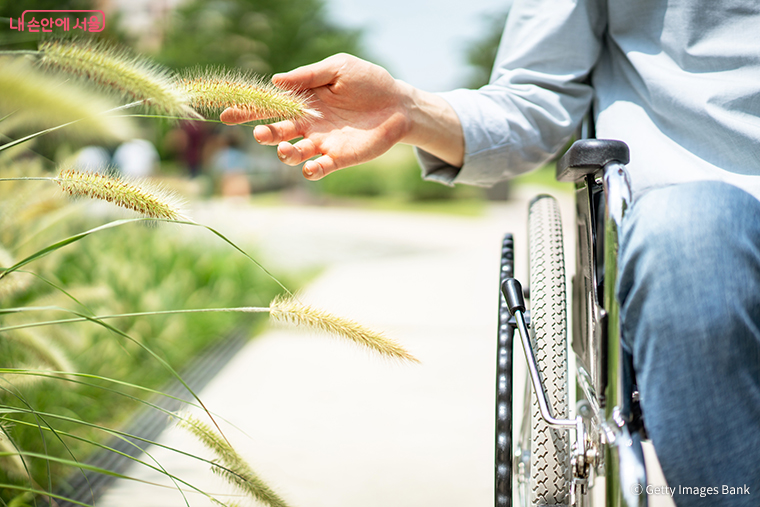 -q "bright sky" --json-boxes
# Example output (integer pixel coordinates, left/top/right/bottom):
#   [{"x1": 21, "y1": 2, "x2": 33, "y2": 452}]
[{"x1": 325, "y1": 0, "x2": 513, "y2": 92}]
